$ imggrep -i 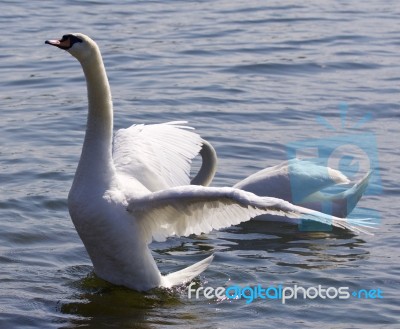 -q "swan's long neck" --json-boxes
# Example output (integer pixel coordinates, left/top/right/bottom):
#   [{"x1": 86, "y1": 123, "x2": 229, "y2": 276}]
[{"x1": 74, "y1": 47, "x2": 115, "y2": 186}]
